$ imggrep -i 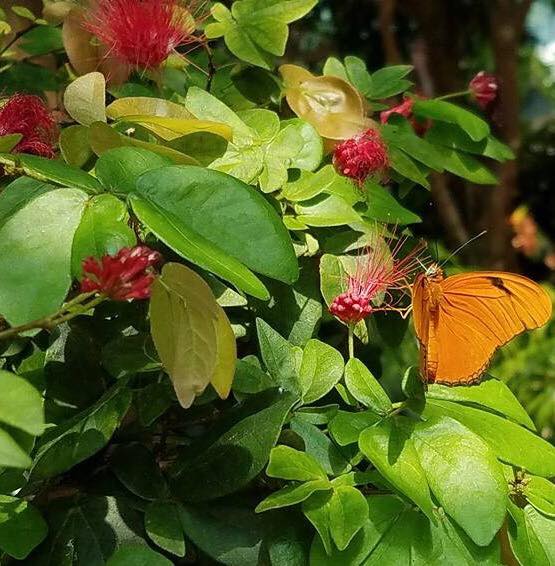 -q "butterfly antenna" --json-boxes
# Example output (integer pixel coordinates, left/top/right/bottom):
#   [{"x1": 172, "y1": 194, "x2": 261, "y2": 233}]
[{"x1": 440, "y1": 230, "x2": 487, "y2": 268}]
